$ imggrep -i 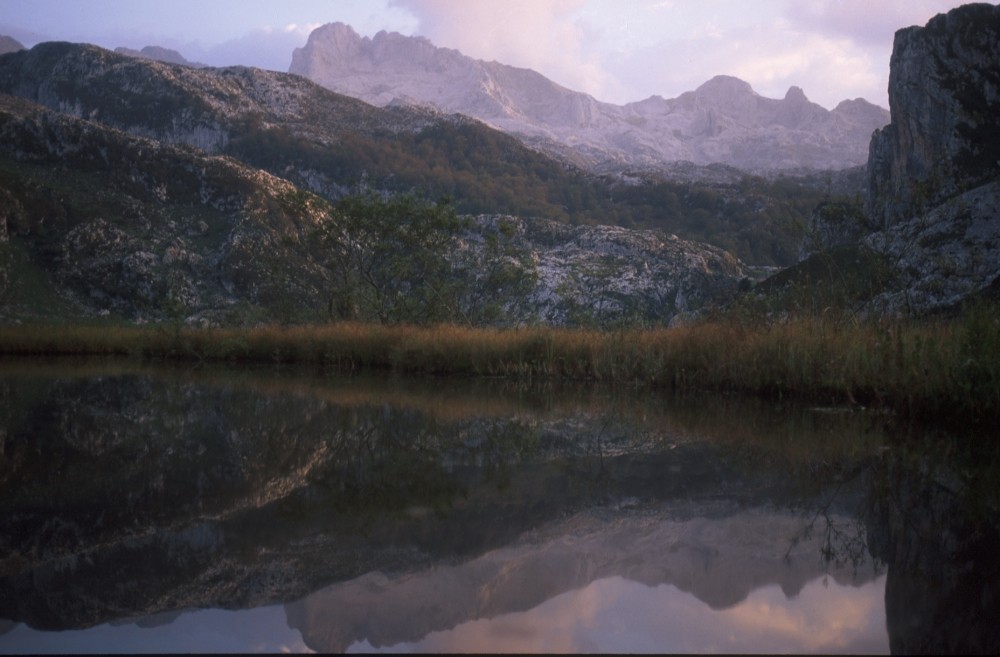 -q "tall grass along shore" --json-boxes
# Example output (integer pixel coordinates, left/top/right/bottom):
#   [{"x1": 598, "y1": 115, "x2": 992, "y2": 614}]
[{"x1": 2, "y1": 307, "x2": 998, "y2": 424}]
